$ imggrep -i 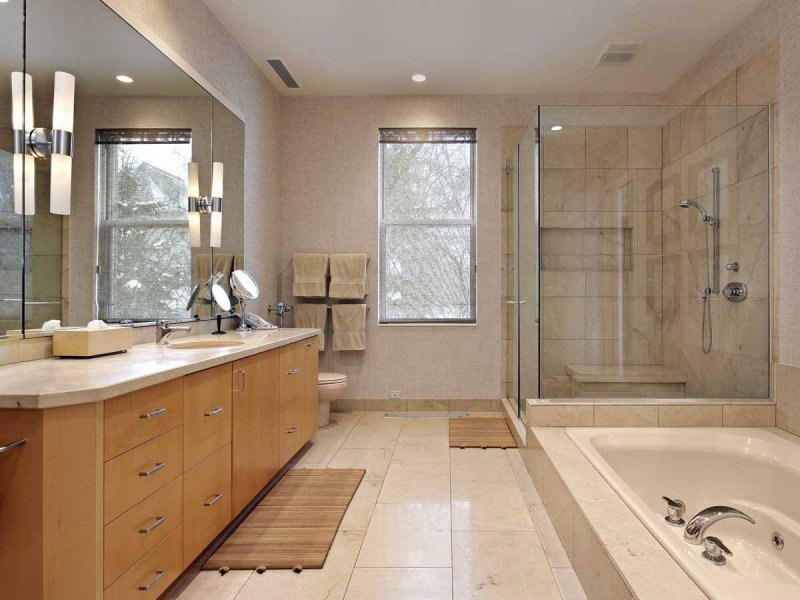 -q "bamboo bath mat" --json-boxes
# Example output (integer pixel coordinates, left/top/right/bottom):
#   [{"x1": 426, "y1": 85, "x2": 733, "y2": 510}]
[
  {"x1": 449, "y1": 417, "x2": 517, "y2": 449},
  {"x1": 203, "y1": 469, "x2": 365, "y2": 571}
]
